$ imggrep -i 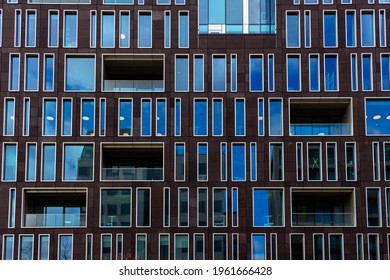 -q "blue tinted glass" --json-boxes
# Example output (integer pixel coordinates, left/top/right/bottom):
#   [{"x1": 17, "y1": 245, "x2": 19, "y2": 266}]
[
  {"x1": 346, "y1": 12, "x2": 355, "y2": 47},
  {"x1": 44, "y1": 56, "x2": 54, "y2": 91},
  {"x1": 10, "y1": 55, "x2": 20, "y2": 91},
  {"x1": 268, "y1": 55, "x2": 274, "y2": 91},
  {"x1": 120, "y1": 13, "x2": 130, "y2": 48},
  {"x1": 199, "y1": 0, "x2": 208, "y2": 27},
  {"x1": 62, "y1": 100, "x2": 72, "y2": 136},
  {"x1": 235, "y1": 99, "x2": 245, "y2": 136},
  {"x1": 194, "y1": 99, "x2": 207, "y2": 136},
  {"x1": 362, "y1": 55, "x2": 372, "y2": 91},
  {"x1": 380, "y1": 12, "x2": 385, "y2": 47},
  {"x1": 3, "y1": 144, "x2": 17, "y2": 181},
  {"x1": 139, "y1": 13, "x2": 152, "y2": 47},
  {"x1": 43, "y1": 100, "x2": 57, "y2": 136},
  {"x1": 119, "y1": 100, "x2": 132, "y2": 136},
  {"x1": 179, "y1": 12, "x2": 189, "y2": 48},
  {"x1": 176, "y1": 56, "x2": 189, "y2": 91},
  {"x1": 287, "y1": 13, "x2": 299, "y2": 47},
  {"x1": 15, "y1": 11, "x2": 21, "y2": 47},
  {"x1": 324, "y1": 12, "x2": 337, "y2": 47},
  {"x1": 231, "y1": 55, "x2": 237, "y2": 92},
  {"x1": 175, "y1": 99, "x2": 181, "y2": 136},
  {"x1": 165, "y1": 12, "x2": 171, "y2": 48},
  {"x1": 26, "y1": 12, "x2": 36, "y2": 47},
  {"x1": 270, "y1": 144, "x2": 283, "y2": 180},
  {"x1": 49, "y1": 12, "x2": 59, "y2": 47},
  {"x1": 141, "y1": 99, "x2": 151, "y2": 136},
  {"x1": 258, "y1": 99, "x2": 264, "y2": 135},
  {"x1": 81, "y1": 100, "x2": 95, "y2": 136},
  {"x1": 100, "y1": 100, "x2": 106, "y2": 135},
  {"x1": 26, "y1": 56, "x2": 39, "y2": 91},
  {"x1": 310, "y1": 55, "x2": 319, "y2": 91},
  {"x1": 213, "y1": 56, "x2": 226, "y2": 91},
  {"x1": 90, "y1": 12, "x2": 96, "y2": 48},
  {"x1": 324, "y1": 55, "x2": 338, "y2": 91},
  {"x1": 362, "y1": 12, "x2": 374, "y2": 47},
  {"x1": 252, "y1": 235, "x2": 265, "y2": 260},
  {"x1": 9, "y1": 190, "x2": 16, "y2": 227},
  {"x1": 254, "y1": 190, "x2": 270, "y2": 226},
  {"x1": 209, "y1": 0, "x2": 225, "y2": 24},
  {"x1": 26, "y1": 144, "x2": 37, "y2": 181},
  {"x1": 198, "y1": 144, "x2": 208, "y2": 180},
  {"x1": 42, "y1": 144, "x2": 55, "y2": 181},
  {"x1": 305, "y1": 12, "x2": 310, "y2": 47},
  {"x1": 382, "y1": 56, "x2": 390, "y2": 90},
  {"x1": 213, "y1": 99, "x2": 223, "y2": 136},
  {"x1": 250, "y1": 144, "x2": 256, "y2": 181},
  {"x1": 59, "y1": 236, "x2": 73, "y2": 260},
  {"x1": 366, "y1": 100, "x2": 390, "y2": 135},
  {"x1": 287, "y1": 55, "x2": 300, "y2": 91},
  {"x1": 176, "y1": 0, "x2": 185, "y2": 3},
  {"x1": 5, "y1": 99, "x2": 15, "y2": 136},
  {"x1": 250, "y1": 56, "x2": 263, "y2": 91},
  {"x1": 64, "y1": 145, "x2": 93, "y2": 181},
  {"x1": 102, "y1": 13, "x2": 115, "y2": 47},
  {"x1": 269, "y1": 100, "x2": 282, "y2": 136},
  {"x1": 194, "y1": 56, "x2": 204, "y2": 92},
  {"x1": 20, "y1": 236, "x2": 33, "y2": 260},
  {"x1": 351, "y1": 55, "x2": 357, "y2": 91},
  {"x1": 226, "y1": 0, "x2": 243, "y2": 33},
  {"x1": 24, "y1": 99, "x2": 30, "y2": 136},
  {"x1": 3, "y1": 236, "x2": 14, "y2": 260},
  {"x1": 221, "y1": 143, "x2": 227, "y2": 181},
  {"x1": 232, "y1": 143, "x2": 245, "y2": 181},
  {"x1": 66, "y1": 57, "x2": 95, "y2": 91},
  {"x1": 156, "y1": 99, "x2": 166, "y2": 136},
  {"x1": 64, "y1": 12, "x2": 77, "y2": 47}
]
